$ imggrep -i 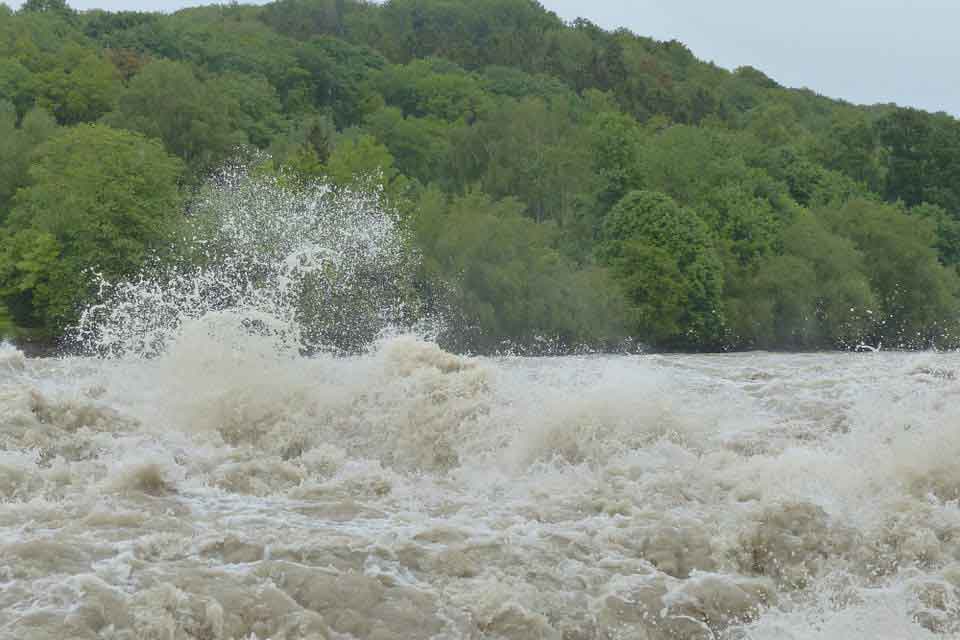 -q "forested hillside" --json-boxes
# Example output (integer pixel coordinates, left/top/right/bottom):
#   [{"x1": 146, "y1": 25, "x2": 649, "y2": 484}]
[{"x1": 3, "y1": 0, "x2": 960, "y2": 351}]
